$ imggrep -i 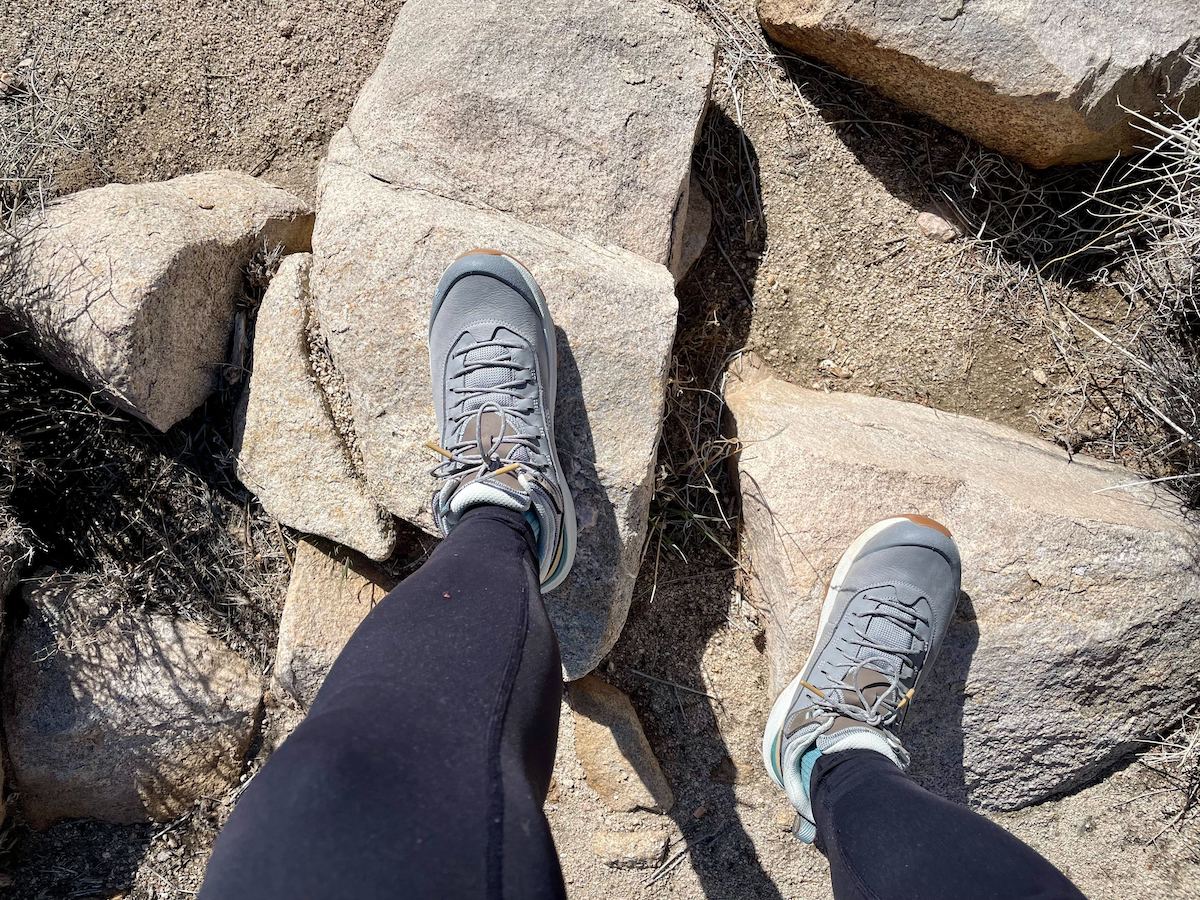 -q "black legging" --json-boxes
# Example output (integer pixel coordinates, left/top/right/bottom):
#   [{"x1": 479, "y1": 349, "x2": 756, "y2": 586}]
[{"x1": 199, "y1": 506, "x2": 1083, "y2": 900}]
